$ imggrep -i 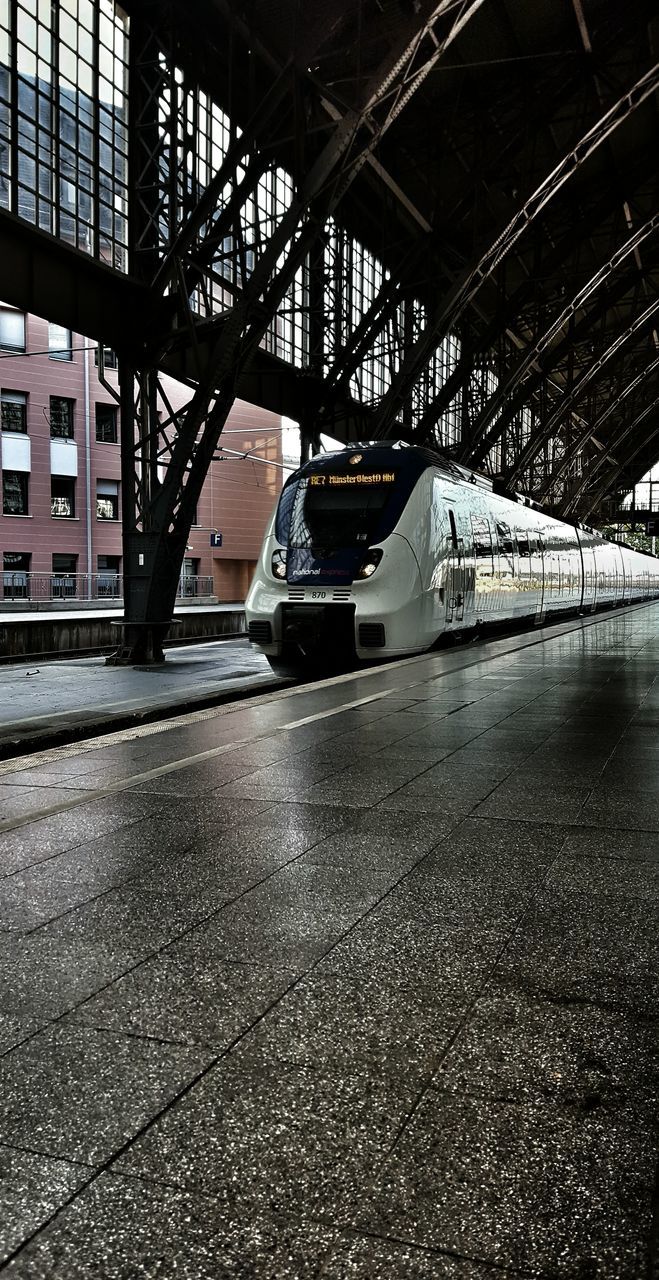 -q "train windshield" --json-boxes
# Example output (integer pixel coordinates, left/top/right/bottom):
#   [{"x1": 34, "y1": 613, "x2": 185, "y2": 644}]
[{"x1": 283, "y1": 474, "x2": 395, "y2": 550}]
